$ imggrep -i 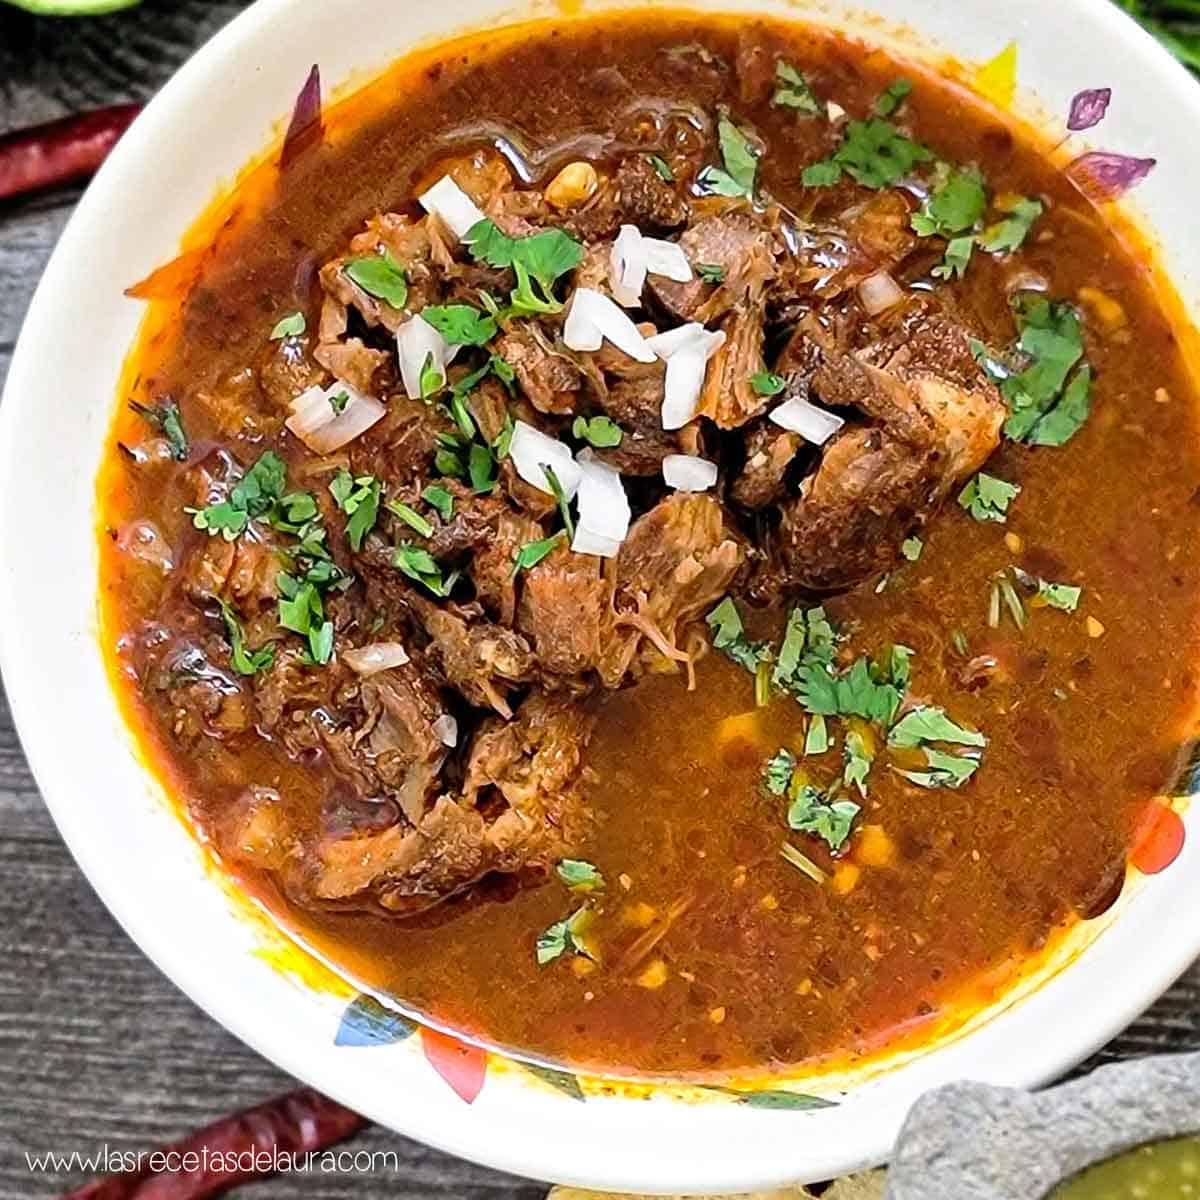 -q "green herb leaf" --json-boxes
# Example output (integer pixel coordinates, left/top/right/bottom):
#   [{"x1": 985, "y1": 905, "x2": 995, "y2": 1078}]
[
  {"x1": 697, "y1": 115, "x2": 759, "y2": 199},
  {"x1": 804, "y1": 118, "x2": 933, "y2": 190},
  {"x1": 896, "y1": 748, "x2": 981, "y2": 789},
  {"x1": 696, "y1": 262, "x2": 726, "y2": 284},
  {"x1": 763, "y1": 748, "x2": 797, "y2": 796},
  {"x1": 329, "y1": 470, "x2": 382, "y2": 551},
  {"x1": 130, "y1": 398, "x2": 190, "y2": 461},
  {"x1": 420, "y1": 304, "x2": 498, "y2": 347},
  {"x1": 192, "y1": 502, "x2": 250, "y2": 540},
  {"x1": 979, "y1": 196, "x2": 1044, "y2": 254},
  {"x1": 1013, "y1": 567, "x2": 1083, "y2": 613},
  {"x1": 393, "y1": 543, "x2": 457, "y2": 597},
  {"x1": 707, "y1": 597, "x2": 772, "y2": 676},
  {"x1": 557, "y1": 859, "x2": 605, "y2": 892},
  {"x1": 842, "y1": 728, "x2": 875, "y2": 798},
  {"x1": 512, "y1": 532, "x2": 566, "y2": 576},
  {"x1": 889, "y1": 705, "x2": 986, "y2": 749},
  {"x1": 958, "y1": 472, "x2": 1021, "y2": 523},
  {"x1": 933, "y1": 235, "x2": 976, "y2": 281},
  {"x1": 773, "y1": 62, "x2": 823, "y2": 115},
  {"x1": 344, "y1": 249, "x2": 408, "y2": 309},
  {"x1": 464, "y1": 220, "x2": 584, "y2": 316},
  {"x1": 750, "y1": 370, "x2": 787, "y2": 396},
  {"x1": 536, "y1": 907, "x2": 594, "y2": 965},
  {"x1": 385, "y1": 498, "x2": 434, "y2": 539},
  {"x1": 328, "y1": 389, "x2": 350, "y2": 415},
  {"x1": 901, "y1": 536, "x2": 923, "y2": 561},
  {"x1": 647, "y1": 153, "x2": 674, "y2": 181},
  {"x1": 801, "y1": 159, "x2": 844, "y2": 187},
  {"x1": 421, "y1": 485, "x2": 454, "y2": 522},
  {"x1": 218, "y1": 599, "x2": 275, "y2": 677},
  {"x1": 572, "y1": 415, "x2": 624, "y2": 448},
  {"x1": 542, "y1": 465, "x2": 575, "y2": 539},
  {"x1": 911, "y1": 167, "x2": 987, "y2": 238},
  {"x1": 805, "y1": 713, "x2": 829, "y2": 756},
  {"x1": 889, "y1": 643, "x2": 914, "y2": 690},
  {"x1": 787, "y1": 784, "x2": 861, "y2": 853},
  {"x1": 269, "y1": 311, "x2": 306, "y2": 340},
  {"x1": 875, "y1": 78, "x2": 913, "y2": 116}
]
